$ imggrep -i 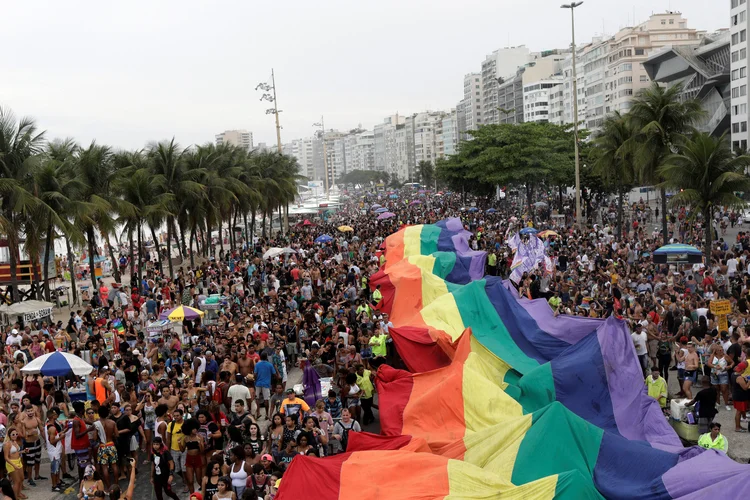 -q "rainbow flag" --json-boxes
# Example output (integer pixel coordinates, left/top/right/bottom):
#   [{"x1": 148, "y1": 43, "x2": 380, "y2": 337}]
[{"x1": 278, "y1": 219, "x2": 750, "y2": 499}]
